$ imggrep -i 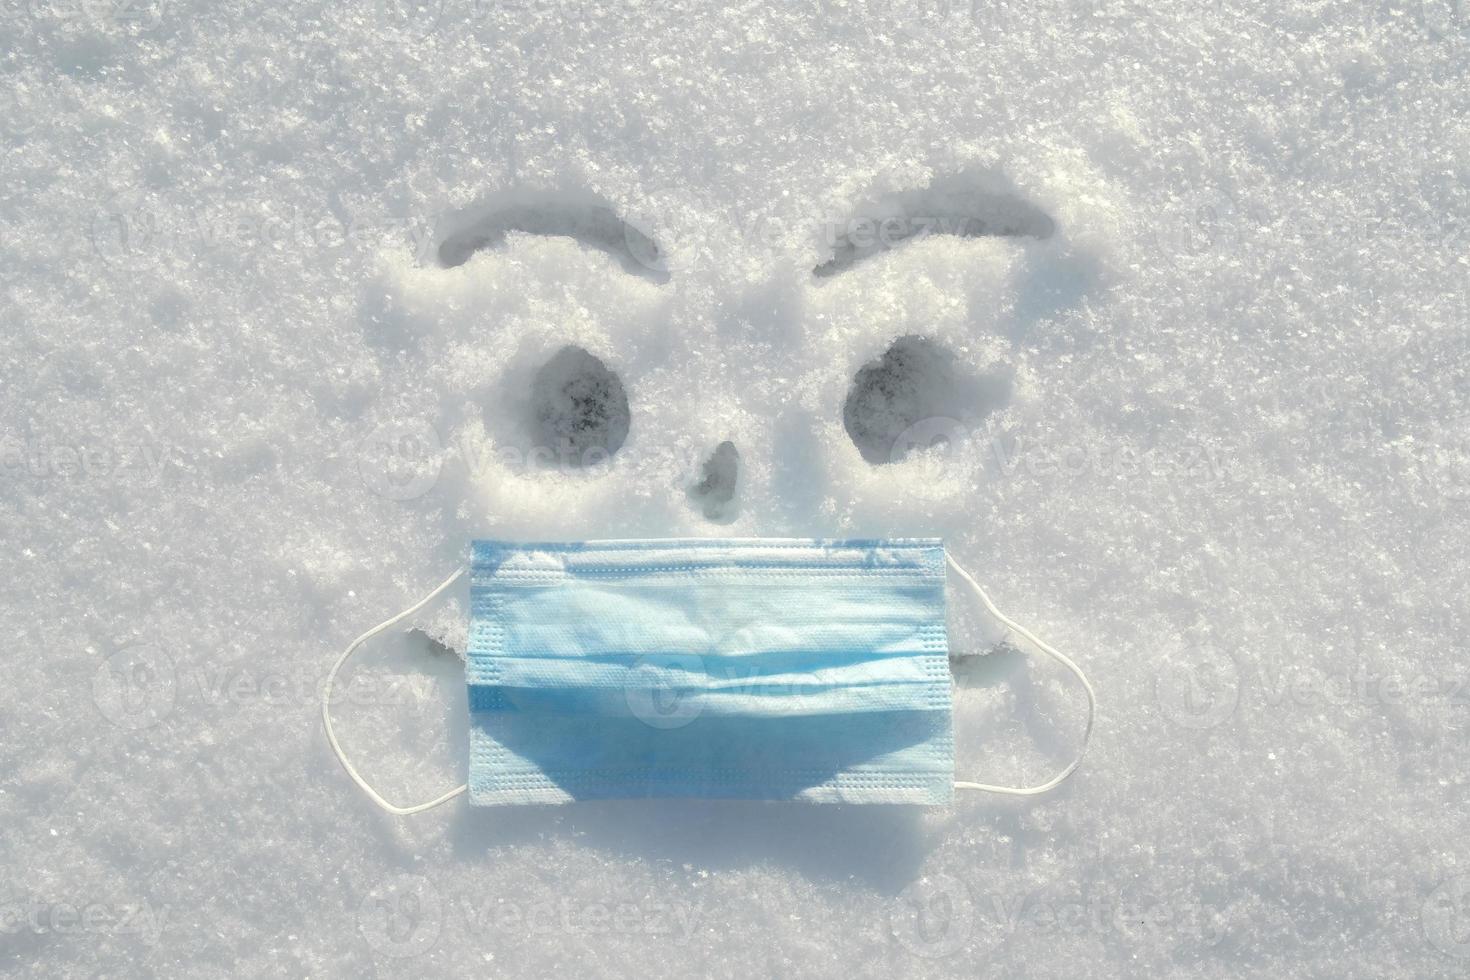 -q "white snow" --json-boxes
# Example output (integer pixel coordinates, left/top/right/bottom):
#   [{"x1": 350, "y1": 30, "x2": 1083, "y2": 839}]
[{"x1": 3, "y1": 0, "x2": 1469, "y2": 975}]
